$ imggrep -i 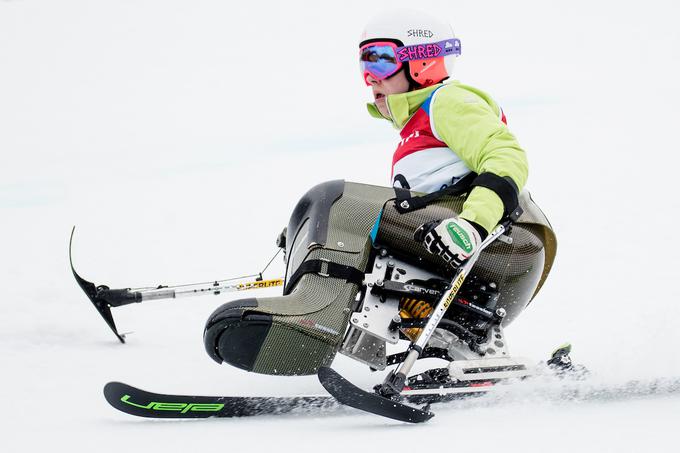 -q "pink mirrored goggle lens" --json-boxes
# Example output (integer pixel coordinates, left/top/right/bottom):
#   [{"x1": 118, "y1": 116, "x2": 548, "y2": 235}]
[{"x1": 360, "y1": 42, "x2": 402, "y2": 84}]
